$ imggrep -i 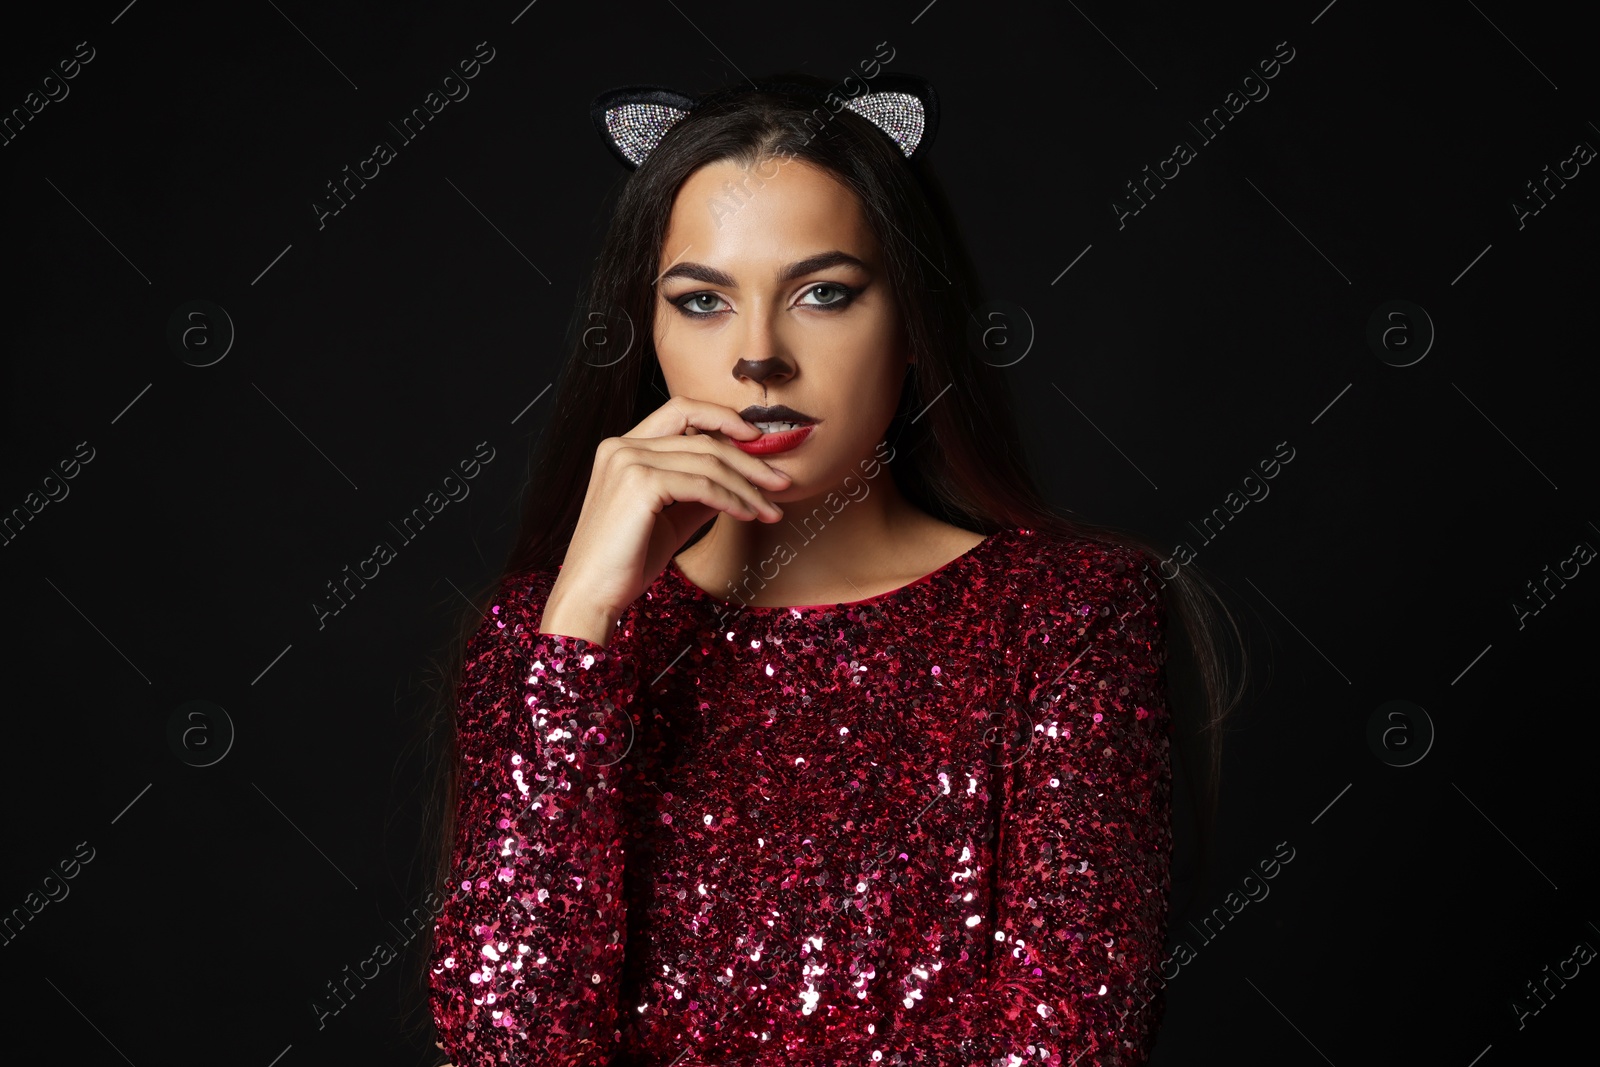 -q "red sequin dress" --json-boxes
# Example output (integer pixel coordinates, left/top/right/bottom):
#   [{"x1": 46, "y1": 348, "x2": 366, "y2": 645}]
[{"x1": 429, "y1": 525, "x2": 1172, "y2": 1066}]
